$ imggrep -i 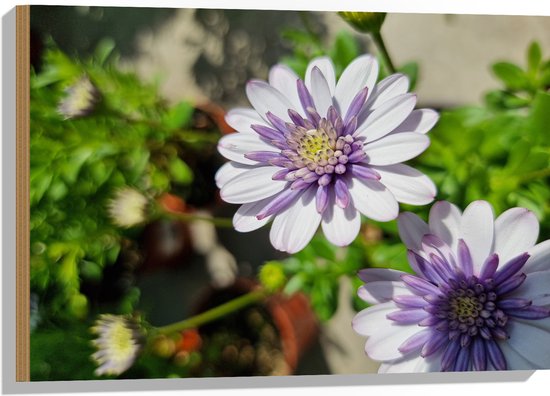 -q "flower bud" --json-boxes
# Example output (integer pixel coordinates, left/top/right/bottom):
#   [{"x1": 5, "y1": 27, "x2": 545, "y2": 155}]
[
  {"x1": 338, "y1": 12, "x2": 387, "y2": 34},
  {"x1": 259, "y1": 261, "x2": 287, "y2": 292}
]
